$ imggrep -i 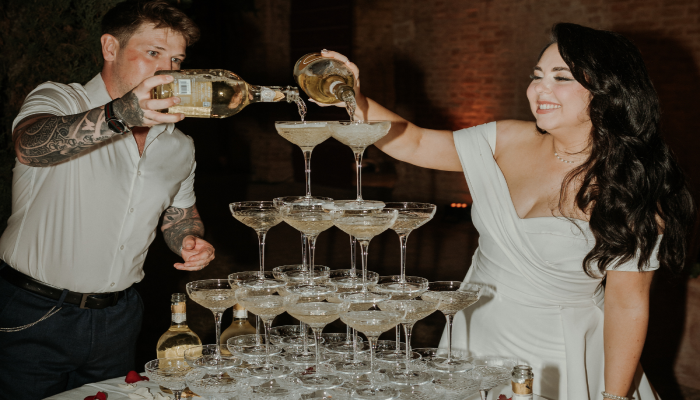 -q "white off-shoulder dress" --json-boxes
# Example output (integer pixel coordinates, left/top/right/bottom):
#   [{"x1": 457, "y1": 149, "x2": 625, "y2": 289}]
[{"x1": 440, "y1": 122, "x2": 661, "y2": 400}]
